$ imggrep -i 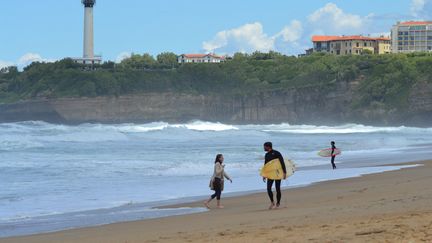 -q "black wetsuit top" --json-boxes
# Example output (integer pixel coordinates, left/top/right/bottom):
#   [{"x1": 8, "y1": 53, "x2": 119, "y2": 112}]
[
  {"x1": 331, "y1": 145, "x2": 336, "y2": 157},
  {"x1": 264, "y1": 149, "x2": 287, "y2": 174}
]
